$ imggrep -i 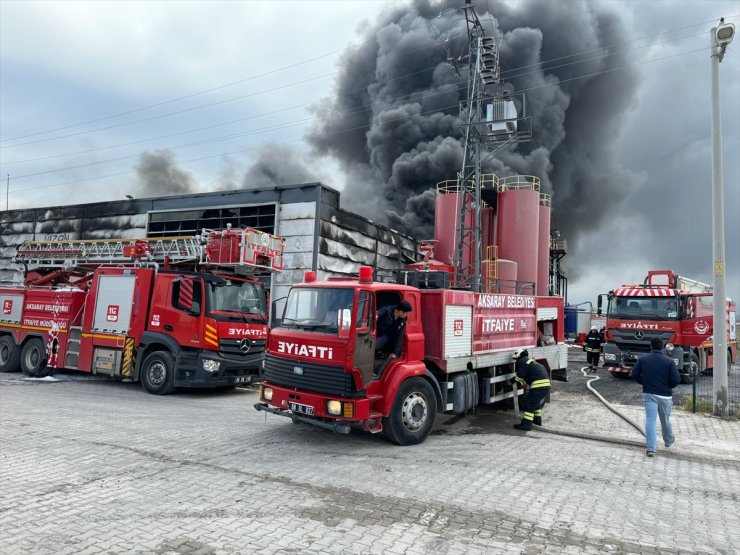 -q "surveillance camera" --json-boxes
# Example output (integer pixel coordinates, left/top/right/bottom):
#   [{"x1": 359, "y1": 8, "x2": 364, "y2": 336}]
[{"x1": 716, "y1": 22, "x2": 735, "y2": 46}]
